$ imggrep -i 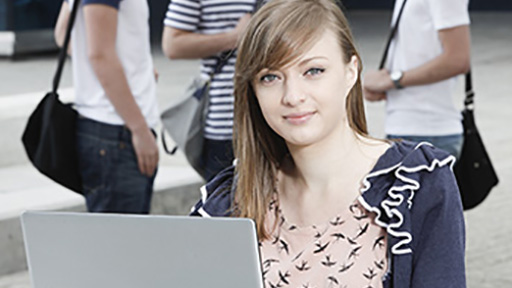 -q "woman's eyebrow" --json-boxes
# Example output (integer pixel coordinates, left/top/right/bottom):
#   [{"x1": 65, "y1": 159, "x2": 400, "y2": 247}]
[
  {"x1": 297, "y1": 56, "x2": 328, "y2": 67},
  {"x1": 255, "y1": 56, "x2": 328, "y2": 76},
  {"x1": 255, "y1": 68, "x2": 271, "y2": 77}
]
